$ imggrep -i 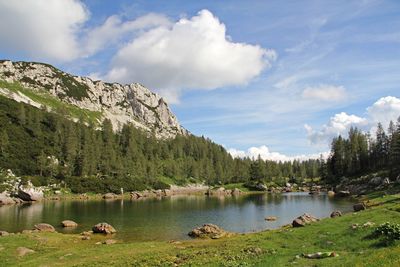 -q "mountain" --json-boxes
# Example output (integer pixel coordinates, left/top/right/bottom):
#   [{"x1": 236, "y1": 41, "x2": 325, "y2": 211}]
[{"x1": 0, "y1": 60, "x2": 187, "y2": 138}]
